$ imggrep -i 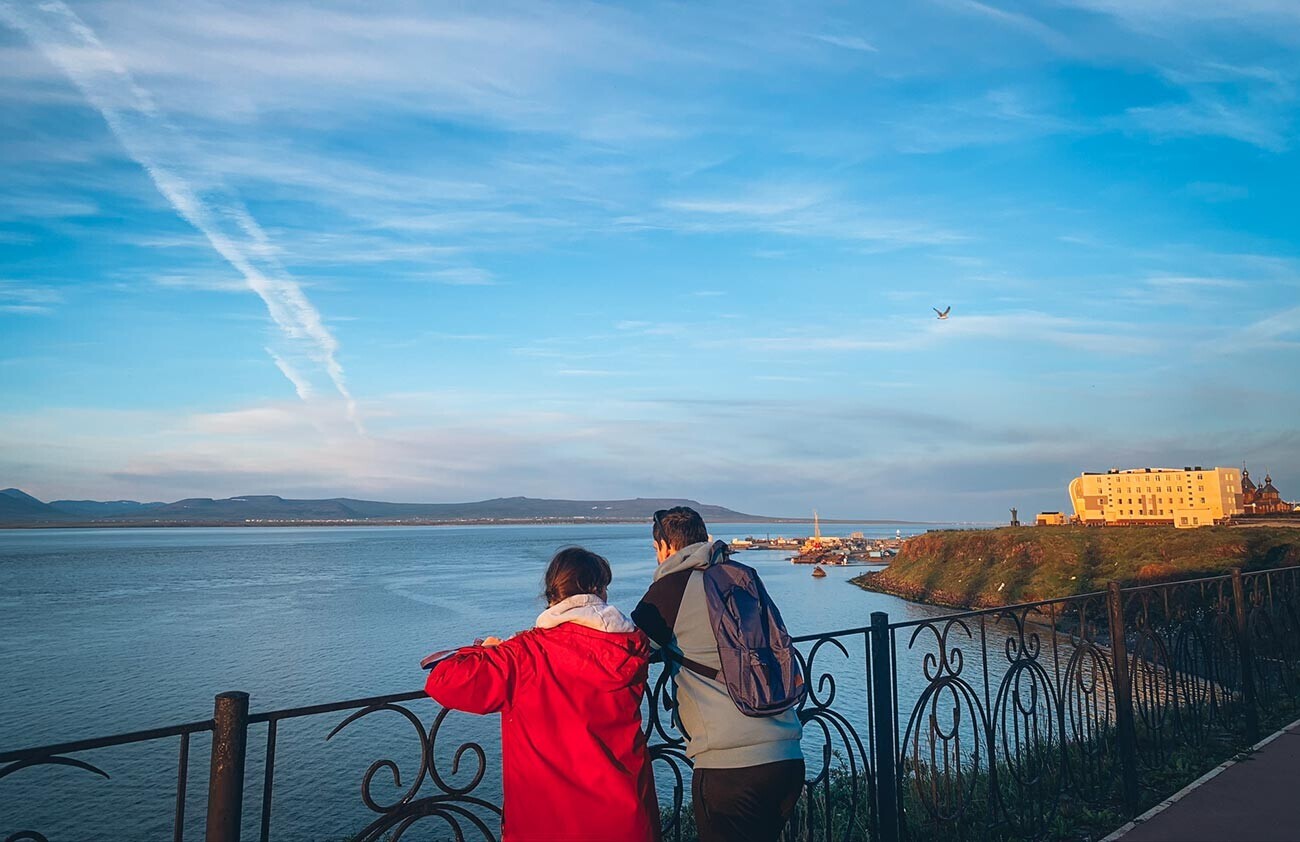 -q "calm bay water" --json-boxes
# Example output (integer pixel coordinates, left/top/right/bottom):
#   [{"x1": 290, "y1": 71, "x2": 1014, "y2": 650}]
[{"x1": 0, "y1": 523, "x2": 959, "y2": 840}]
